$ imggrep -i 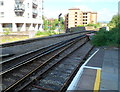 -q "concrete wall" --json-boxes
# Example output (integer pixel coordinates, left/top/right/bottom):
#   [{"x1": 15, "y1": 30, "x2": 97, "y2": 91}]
[{"x1": 0, "y1": 0, "x2": 43, "y2": 32}]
